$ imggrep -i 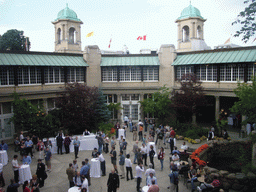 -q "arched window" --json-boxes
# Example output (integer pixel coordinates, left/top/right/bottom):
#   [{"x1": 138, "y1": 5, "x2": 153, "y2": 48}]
[
  {"x1": 69, "y1": 27, "x2": 75, "y2": 44},
  {"x1": 197, "y1": 26, "x2": 202, "y2": 39},
  {"x1": 57, "y1": 28, "x2": 61, "y2": 44},
  {"x1": 182, "y1": 26, "x2": 189, "y2": 42}
]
